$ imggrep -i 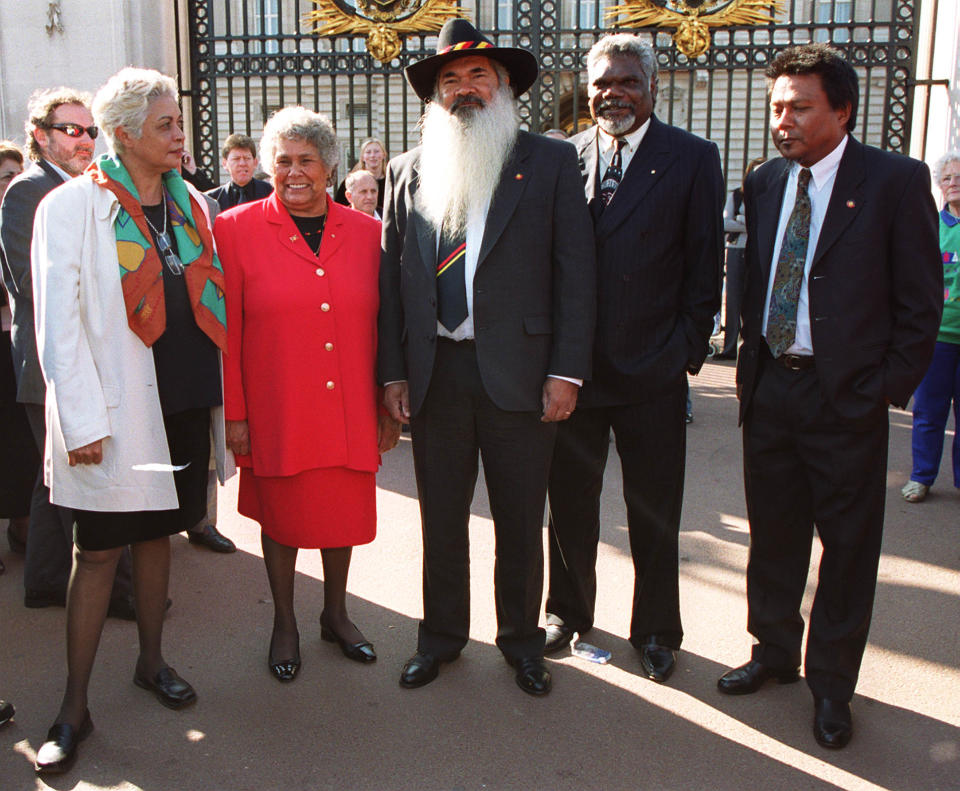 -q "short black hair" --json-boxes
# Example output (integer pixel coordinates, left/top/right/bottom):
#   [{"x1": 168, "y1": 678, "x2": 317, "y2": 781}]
[{"x1": 766, "y1": 44, "x2": 859, "y2": 132}]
